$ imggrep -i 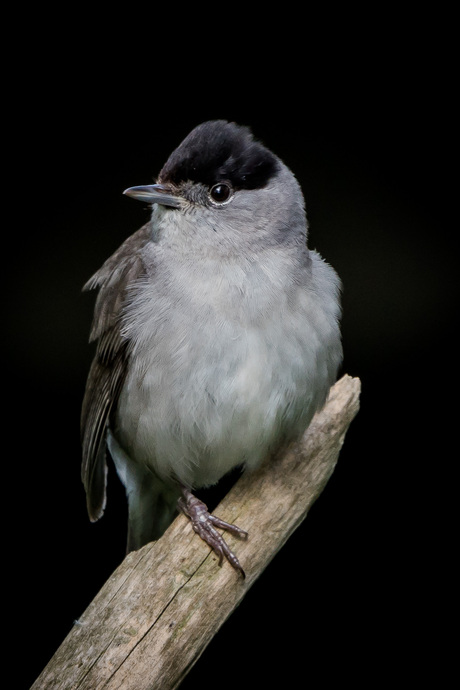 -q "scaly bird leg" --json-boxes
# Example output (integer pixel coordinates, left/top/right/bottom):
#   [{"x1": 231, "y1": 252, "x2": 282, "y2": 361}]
[{"x1": 178, "y1": 486, "x2": 248, "y2": 578}]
